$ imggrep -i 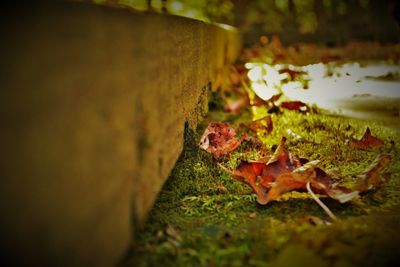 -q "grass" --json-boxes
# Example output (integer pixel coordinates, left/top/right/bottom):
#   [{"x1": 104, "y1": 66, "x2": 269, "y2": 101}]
[{"x1": 122, "y1": 100, "x2": 400, "y2": 267}]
